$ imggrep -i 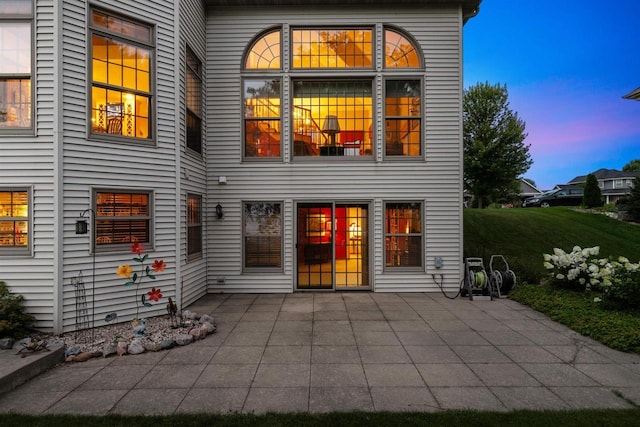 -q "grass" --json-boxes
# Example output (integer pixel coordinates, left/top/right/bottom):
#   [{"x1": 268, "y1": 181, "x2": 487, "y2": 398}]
[
  {"x1": 464, "y1": 207, "x2": 640, "y2": 284},
  {"x1": 3, "y1": 410, "x2": 640, "y2": 427},
  {"x1": 464, "y1": 206, "x2": 640, "y2": 353}
]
